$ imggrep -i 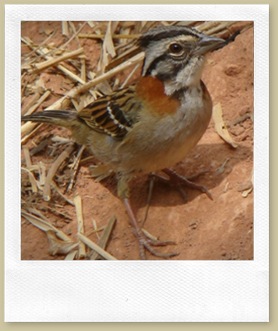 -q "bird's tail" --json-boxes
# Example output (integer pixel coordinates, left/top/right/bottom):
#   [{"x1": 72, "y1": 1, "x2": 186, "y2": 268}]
[{"x1": 22, "y1": 110, "x2": 79, "y2": 128}]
